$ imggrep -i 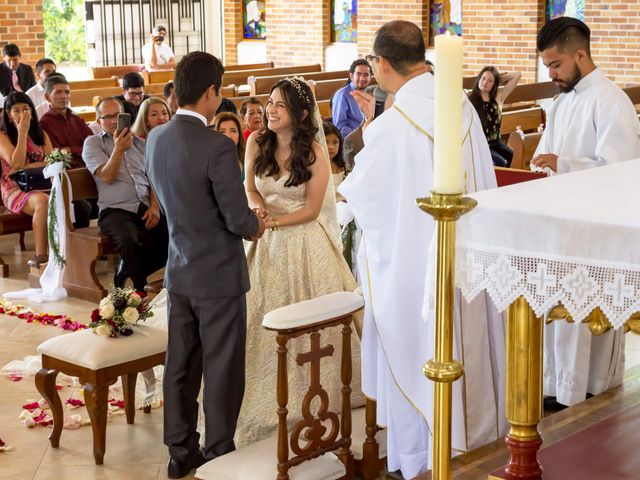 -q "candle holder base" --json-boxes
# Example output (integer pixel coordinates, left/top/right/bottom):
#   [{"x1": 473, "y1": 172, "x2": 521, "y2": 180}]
[{"x1": 416, "y1": 192, "x2": 477, "y2": 221}]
